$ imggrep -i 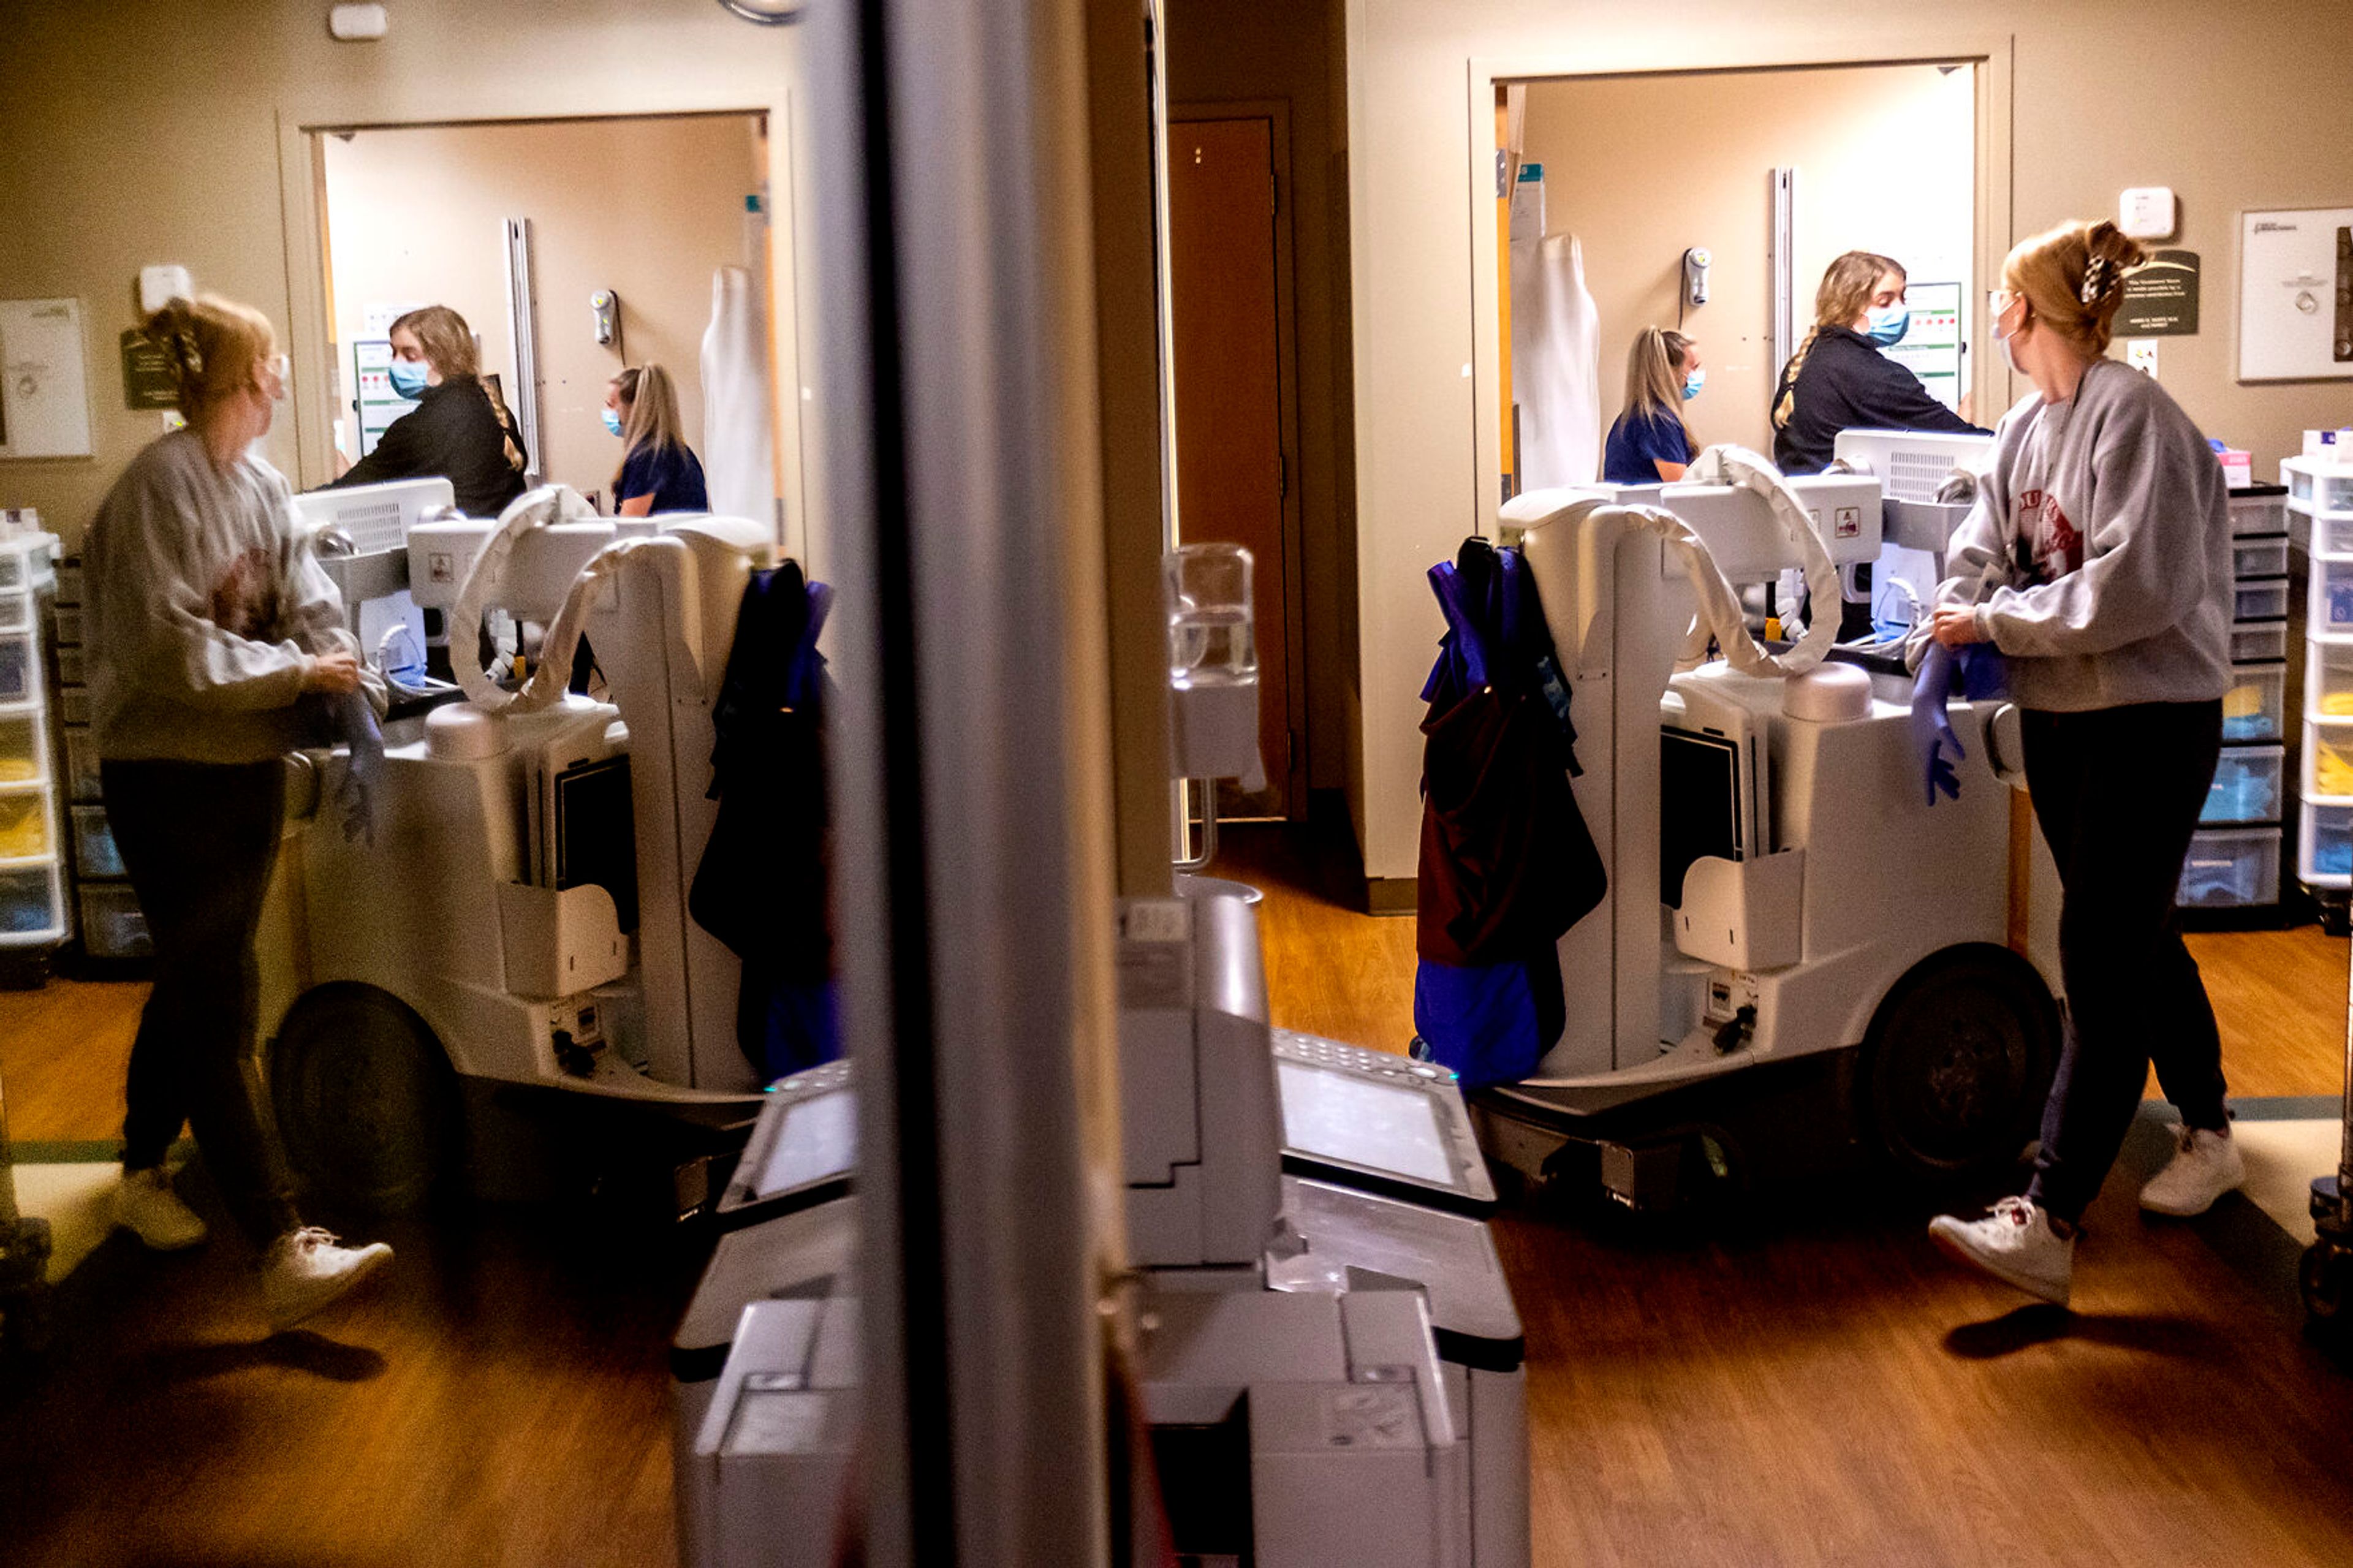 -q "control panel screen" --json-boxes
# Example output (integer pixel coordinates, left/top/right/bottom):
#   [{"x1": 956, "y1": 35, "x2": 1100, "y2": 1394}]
[
  {"x1": 1276, "y1": 1061, "x2": 1453, "y2": 1186},
  {"x1": 752, "y1": 1089, "x2": 859, "y2": 1199}
]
